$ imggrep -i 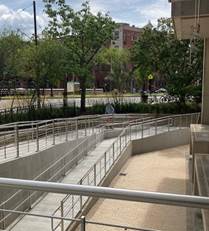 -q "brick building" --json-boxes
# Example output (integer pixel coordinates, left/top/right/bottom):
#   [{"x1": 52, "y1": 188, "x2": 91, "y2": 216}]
[
  {"x1": 111, "y1": 23, "x2": 142, "y2": 49},
  {"x1": 94, "y1": 23, "x2": 142, "y2": 90}
]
